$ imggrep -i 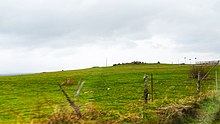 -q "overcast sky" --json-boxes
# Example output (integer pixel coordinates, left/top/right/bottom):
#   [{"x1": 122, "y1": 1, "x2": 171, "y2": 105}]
[{"x1": 0, "y1": 0, "x2": 220, "y2": 74}]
